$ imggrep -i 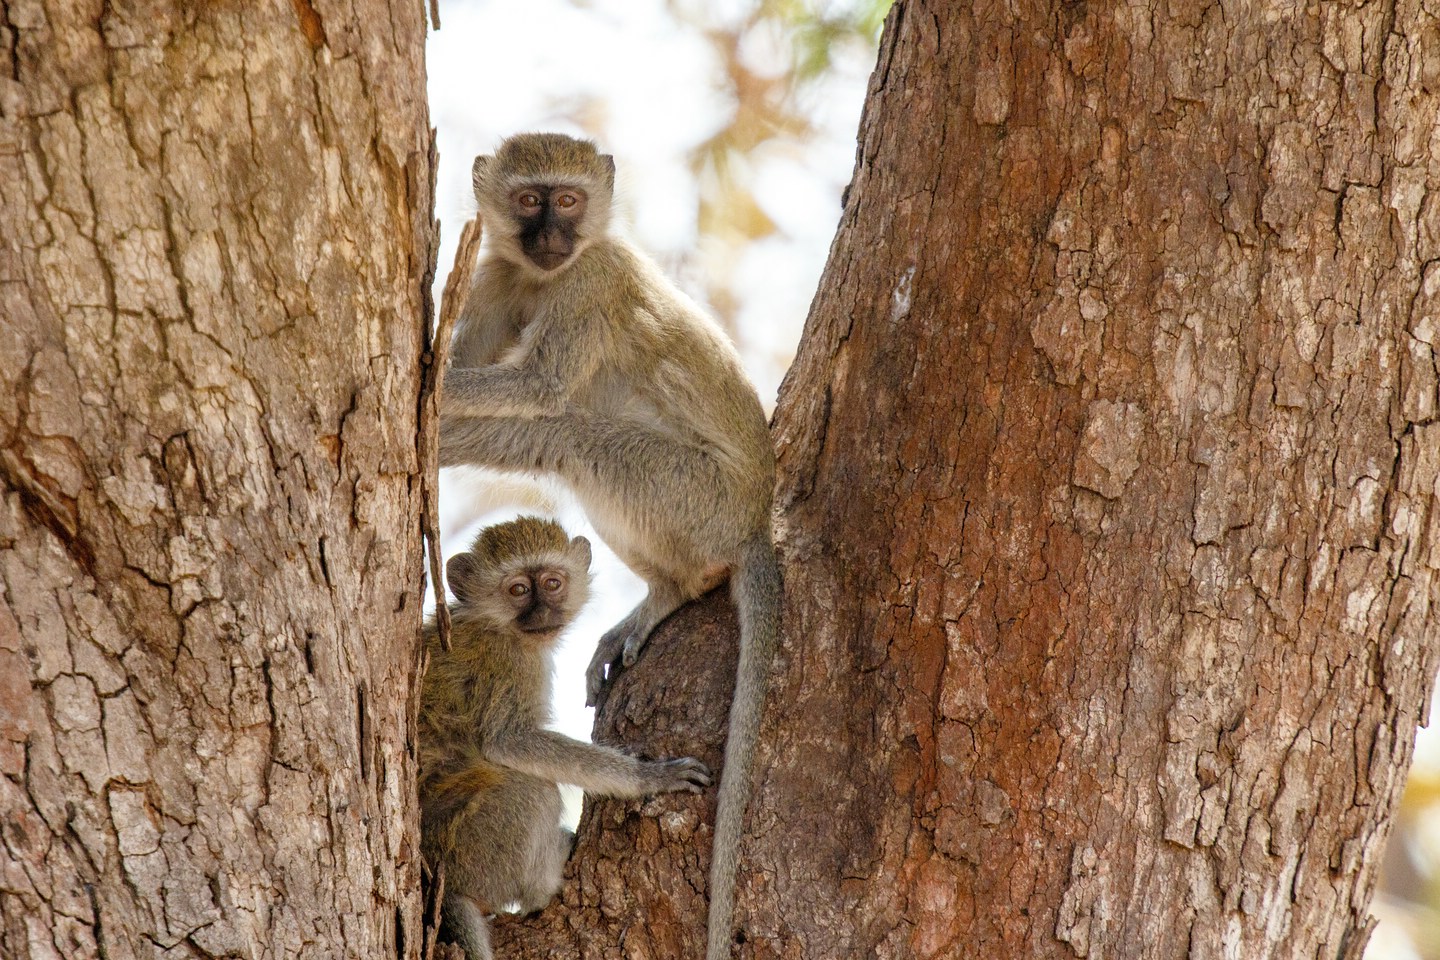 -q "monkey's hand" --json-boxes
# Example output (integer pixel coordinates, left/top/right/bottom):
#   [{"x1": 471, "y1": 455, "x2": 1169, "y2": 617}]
[{"x1": 639, "y1": 757, "x2": 712, "y2": 795}]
